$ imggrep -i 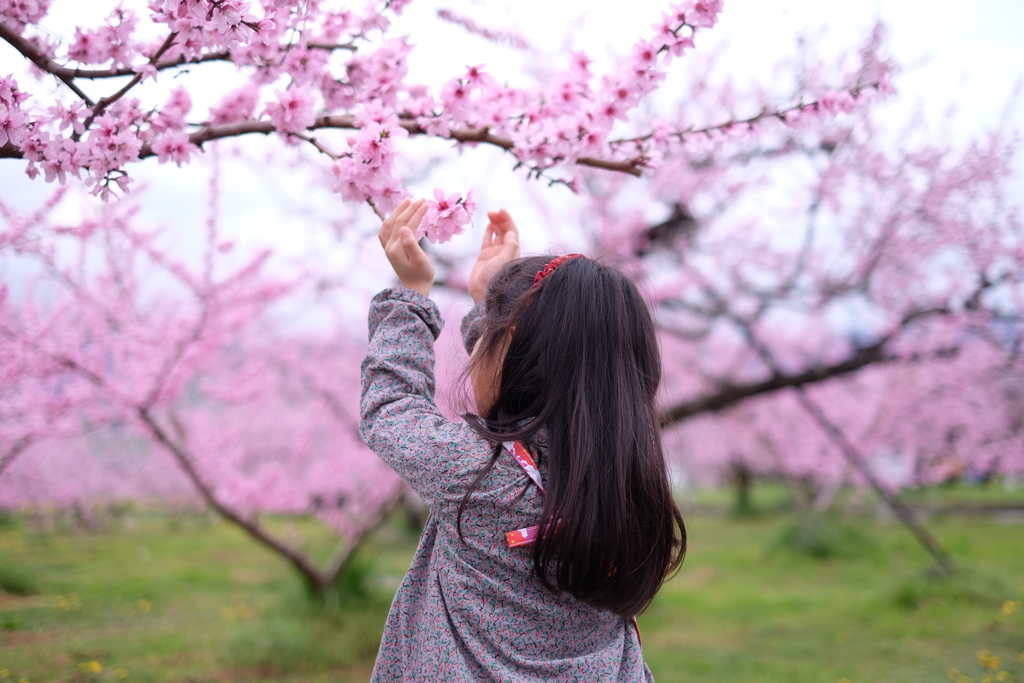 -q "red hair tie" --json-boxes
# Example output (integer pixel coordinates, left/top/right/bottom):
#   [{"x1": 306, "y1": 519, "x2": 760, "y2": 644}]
[{"x1": 533, "y1": 254, "x2": 584, "y2": 286}]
